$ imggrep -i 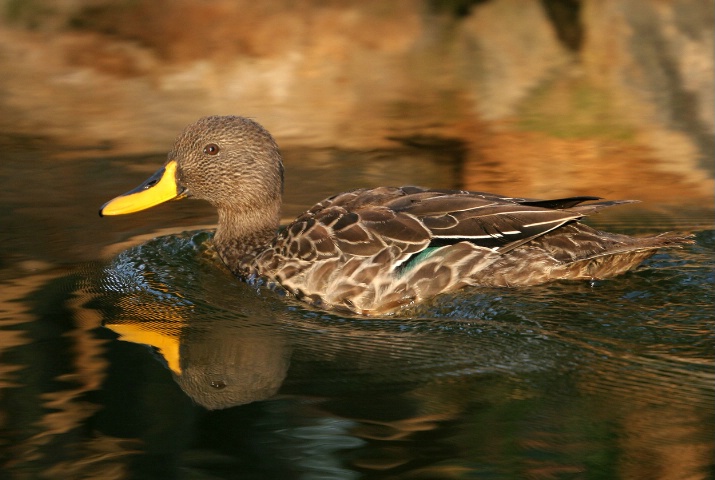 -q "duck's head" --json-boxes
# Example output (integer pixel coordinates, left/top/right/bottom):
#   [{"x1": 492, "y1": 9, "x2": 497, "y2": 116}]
[{"x1": 100, "y1": 116, "x2": 284, "y2": 218}]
